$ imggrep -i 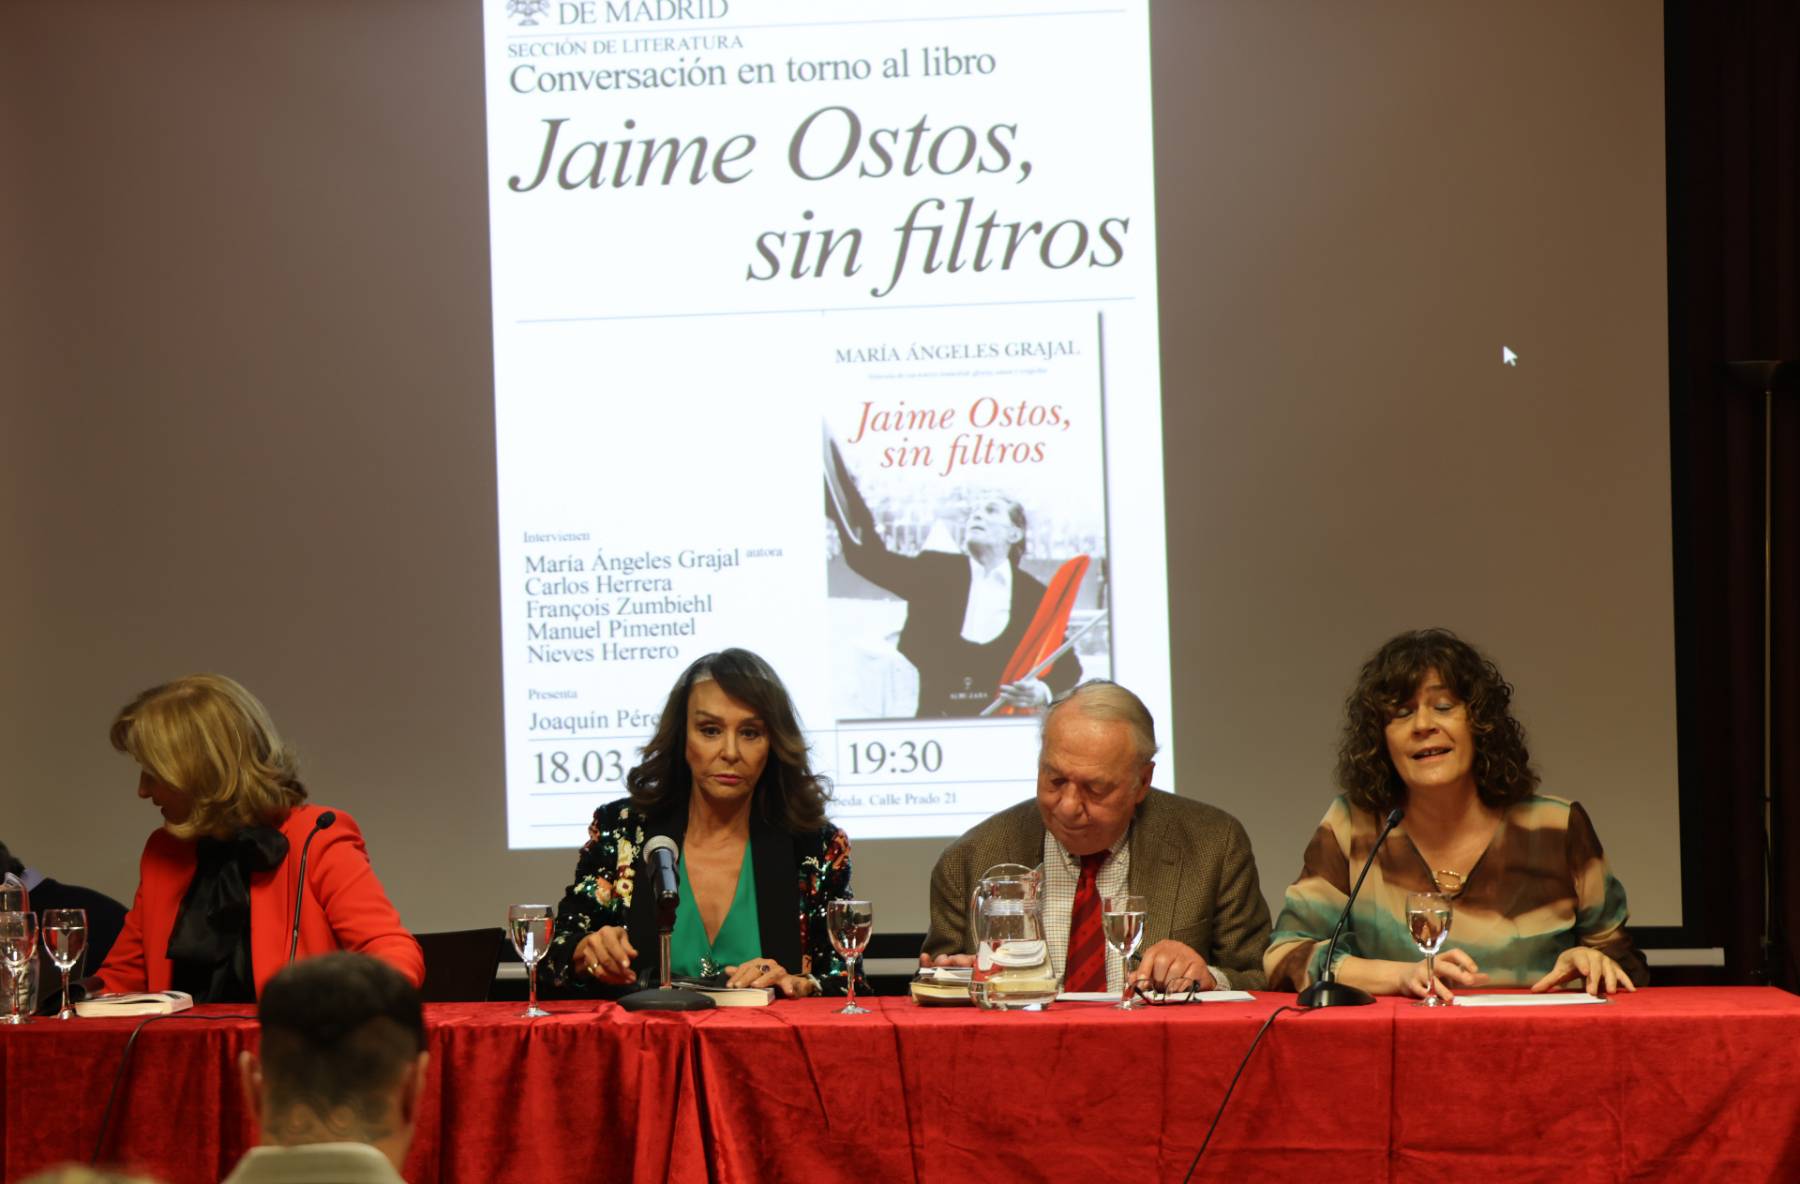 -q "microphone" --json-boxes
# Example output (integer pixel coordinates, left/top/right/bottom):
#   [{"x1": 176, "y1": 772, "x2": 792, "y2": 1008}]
[
  {"x1": 617, "y1": 835, "x2": 713, "y2": 1012},
  {"x1": 642, "y1": 835, "x2": 681, "y2": 914},
  {"x1": 287, "y1": 810, "x2": 337, "y2": 964},
  {"x1": 1296, "y1": 805, "x2": 1404, "y2": 1009}
]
